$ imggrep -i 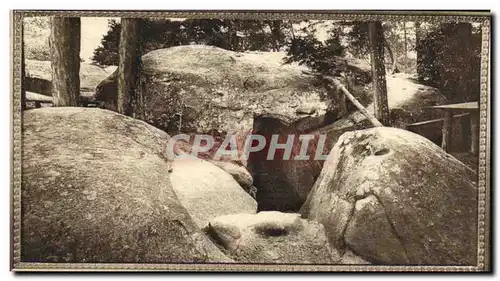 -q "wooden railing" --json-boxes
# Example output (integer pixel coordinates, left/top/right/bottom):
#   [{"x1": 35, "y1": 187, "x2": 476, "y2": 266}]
[
  {"x1": 25, "y1": 91, "x2": 99, "y2": 109},
  {"x1": 406, "y1": 113, "x2": 470, "y2": 128},
  {"x1": 407, "y1": 102, "x2": 479, "y2": 154}
]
